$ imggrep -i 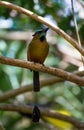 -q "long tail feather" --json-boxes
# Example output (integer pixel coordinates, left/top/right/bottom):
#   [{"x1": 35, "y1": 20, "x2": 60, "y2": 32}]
[{"x1": 33, "y1": 71, "x2": 40, "y2": 92}]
